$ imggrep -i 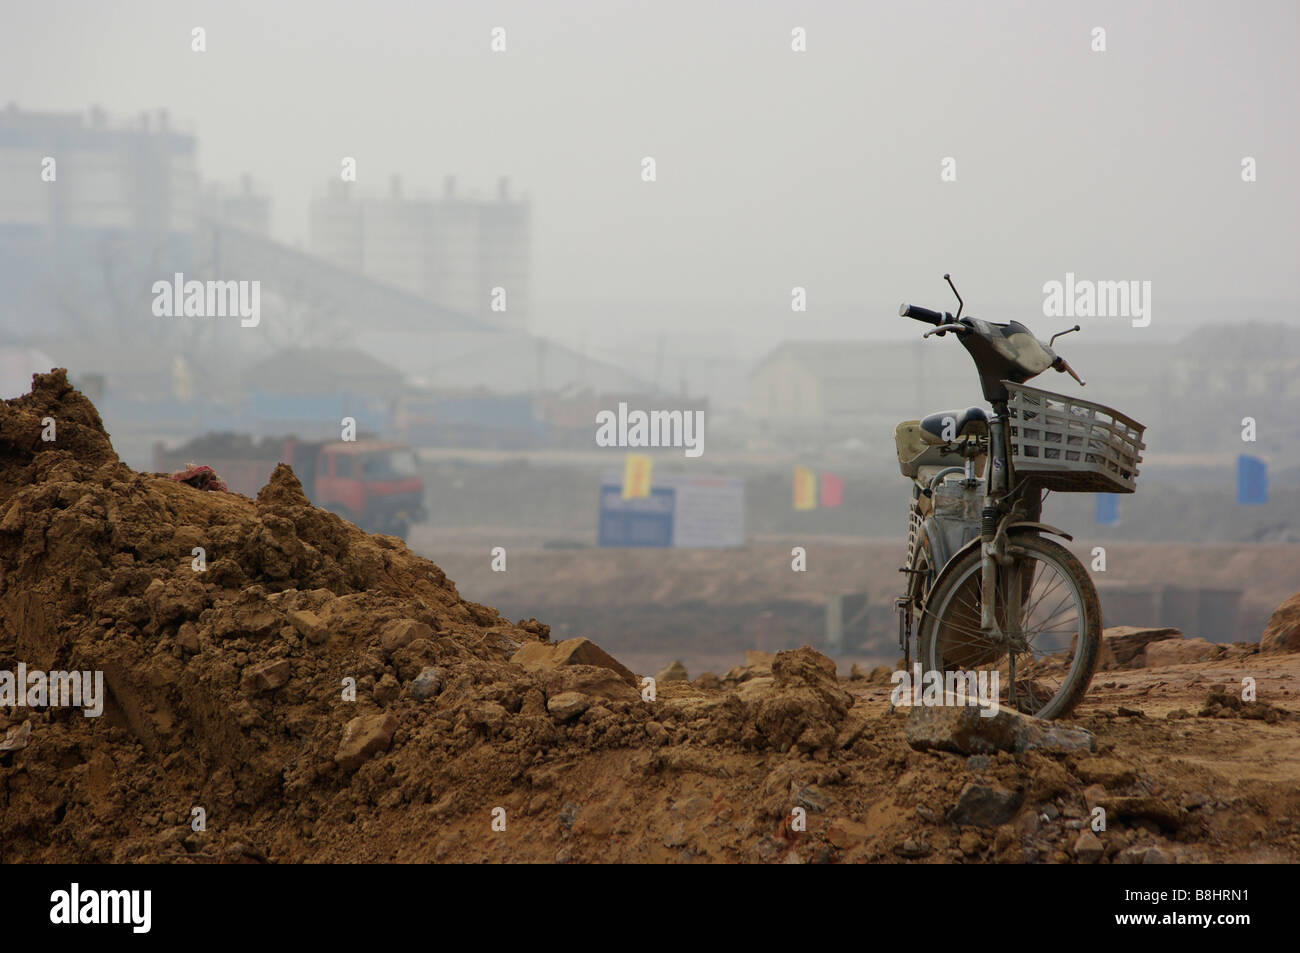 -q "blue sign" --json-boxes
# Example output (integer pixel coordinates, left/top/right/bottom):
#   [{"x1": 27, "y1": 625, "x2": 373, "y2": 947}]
[
  {"x1": 1236, "y1": 454, "x2": 1268, "y2": 505},
  {"x1": 1095, "y1": 493, "x2": 1121, "y2": 526},
  {"x1": 596, "y1": 473, "x2": 745, "y2": 548},
  {"x1": 597, "y1": 484, "x2": 675, "y2": 547}
]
